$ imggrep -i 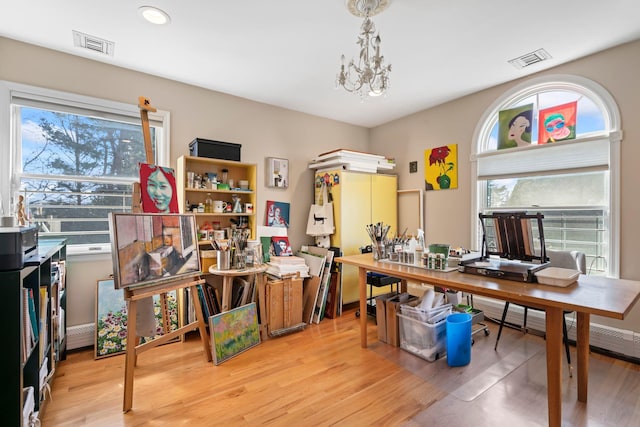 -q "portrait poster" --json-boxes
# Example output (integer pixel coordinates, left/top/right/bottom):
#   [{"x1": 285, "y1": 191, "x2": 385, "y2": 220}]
[
  {"x1": 94, "y1": 278, "x2": 179, "y2": 359},
  {"x1": 497, "y1": 104, "x2": 534, "y2": 149},
  {"x1": 265, "y1": 200, "x2": 290, "y2": 227},
  {"x1": 109, "y1": 213, "x2": 200, "y2": 289},
  {"x1": 209, "y1": 302, "x2": 260, "y2": 365},
  {"x1": 139, "y1": 162, "x2": 179, "y2": 213},
  {"x1": 538, "y1": 101, "x2": 577, "y2": 144},
  {"x1": 424, "y1": 144, "x2": 458, "y2": 191},
  {"x1": 272, "y1": 236, "x2": 292, "y2": 256}
]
